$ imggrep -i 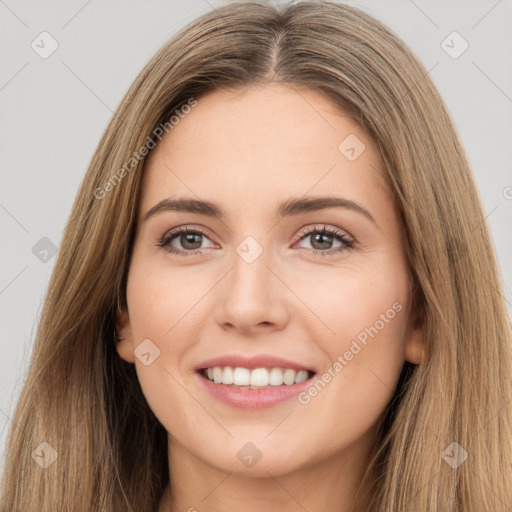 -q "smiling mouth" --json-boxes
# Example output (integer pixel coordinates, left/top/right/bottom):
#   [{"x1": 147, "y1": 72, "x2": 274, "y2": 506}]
[{"x1": 199, "y1": 366, "x2": 316, "y2": 388}]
